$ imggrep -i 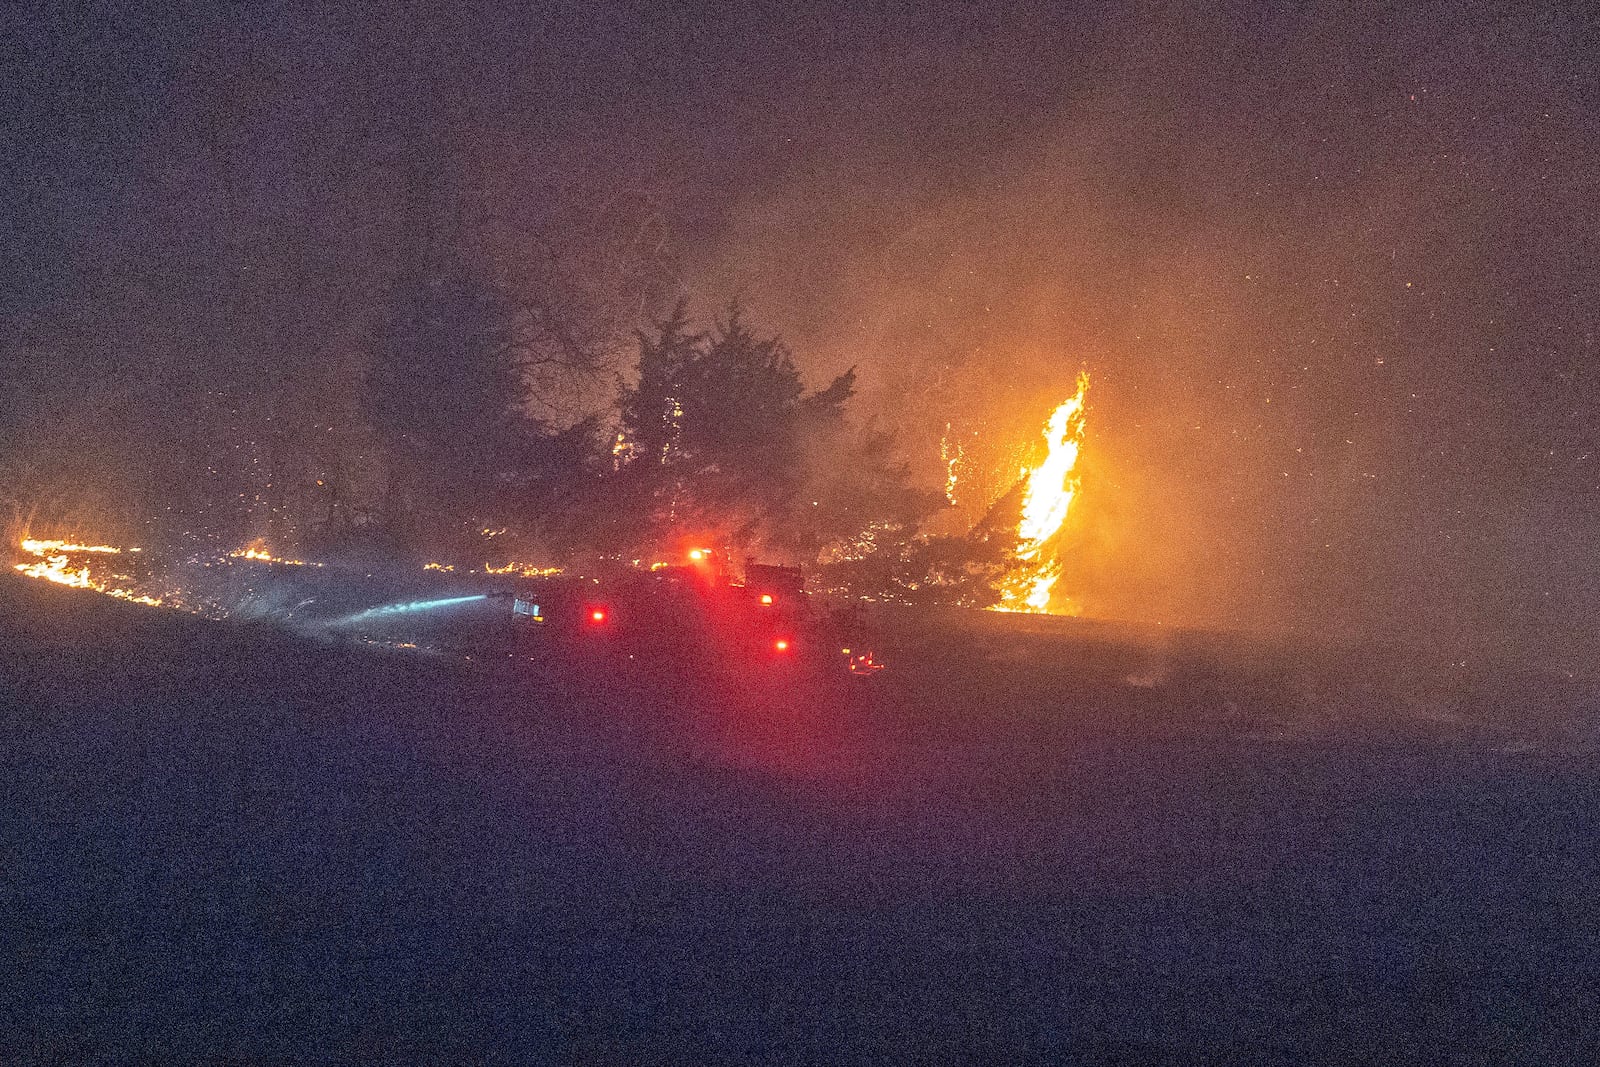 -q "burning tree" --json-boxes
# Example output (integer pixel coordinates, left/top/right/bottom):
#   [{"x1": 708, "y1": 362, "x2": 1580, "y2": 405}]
[
  {"x1": 994, "y1": 372, "x2": 1091, "y2": 612},
  {"x1": 811, "y1": 371, "x2": 1093, "y2": 612}
]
